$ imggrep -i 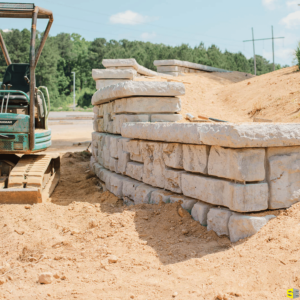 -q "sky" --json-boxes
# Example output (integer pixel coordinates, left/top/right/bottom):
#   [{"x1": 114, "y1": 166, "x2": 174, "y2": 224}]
[{"x1": 2, "y1": 0, "x2": 300, "y2": 66}]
